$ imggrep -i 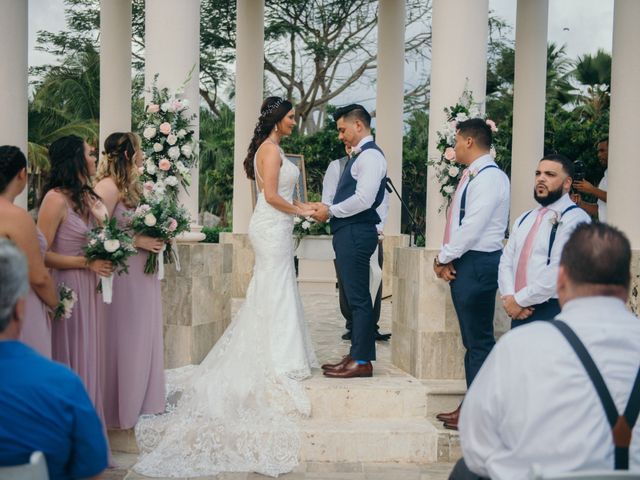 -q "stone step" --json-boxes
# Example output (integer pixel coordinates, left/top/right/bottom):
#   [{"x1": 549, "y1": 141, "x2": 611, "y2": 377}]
[
  {"x1": 305, "y1": 370, "x2": 428, "y2": 420},
  {"x1": 422, "y1": 379, "x2": 466, "y2": 419},
  {"x1": 431, "y1": 419, "x2": 462, "y2": 463},
  {"x1": 299, "y1": 418, "x2": 440, "y2": 463}
]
